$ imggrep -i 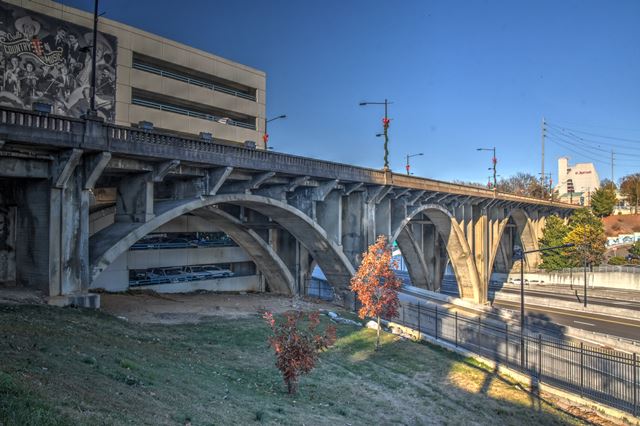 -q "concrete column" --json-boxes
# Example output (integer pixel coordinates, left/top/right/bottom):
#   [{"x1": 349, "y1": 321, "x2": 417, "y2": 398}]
[
  {"x1": 422, "y1": 223, "x2": 437, "y2": 288},
  {"x1": 472, "y1": 204, "x2": 489, "y2": 303},
  {"x1": 115, "y1": 173, "x2": 154, "y2": 223},
  {"x1": 15, "y1": 180, "x2": 50, "y2": 292},
  {"x1": 375, "y1": 197, "x2": 391, "y2": 238},
  {"x1": 316, "y1": 190, "x2": 342, "y2": 245},
  {"x1": 341, "y1": 191, "x2": 365, "y2": 266},
  {"x1": 396, "y1": 226, "x2": 429, "y2": 289},
  {"x1": 48, "y1": 151, "x2": 97, "y2": 306}
]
